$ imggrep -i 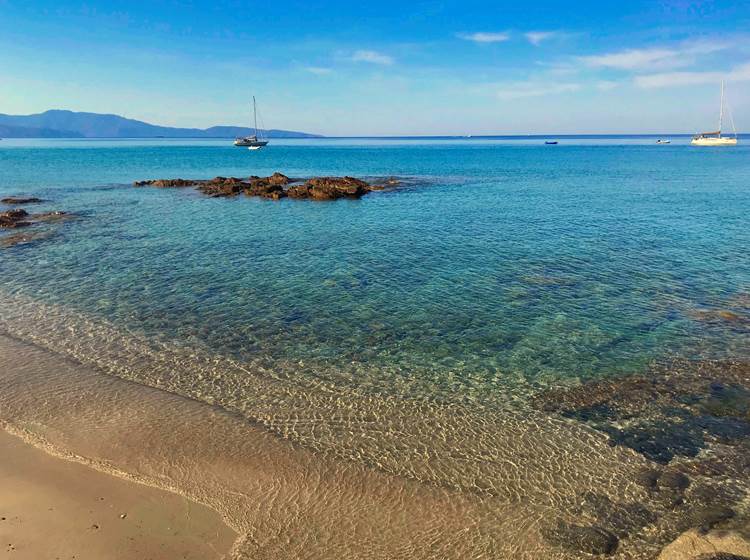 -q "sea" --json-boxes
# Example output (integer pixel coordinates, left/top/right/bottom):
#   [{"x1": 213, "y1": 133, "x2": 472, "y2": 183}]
[{"x1": 0, "y1": 136, "x2": 748, "y2": 558}]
